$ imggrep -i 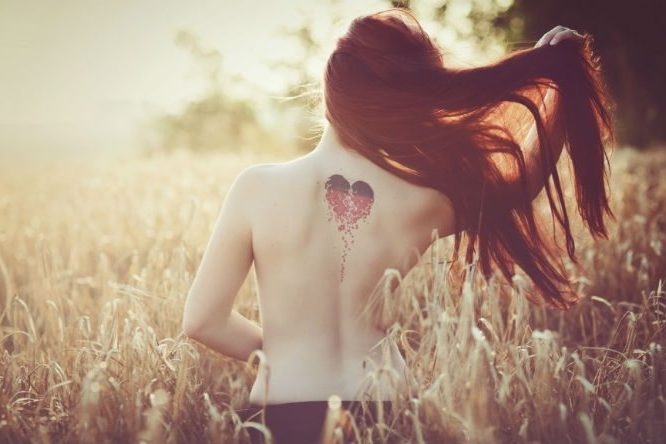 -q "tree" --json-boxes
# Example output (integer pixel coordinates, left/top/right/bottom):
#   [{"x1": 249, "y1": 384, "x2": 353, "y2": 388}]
[{"x1": 145, "y1": 30, "x2": 266, "y2": 153}]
